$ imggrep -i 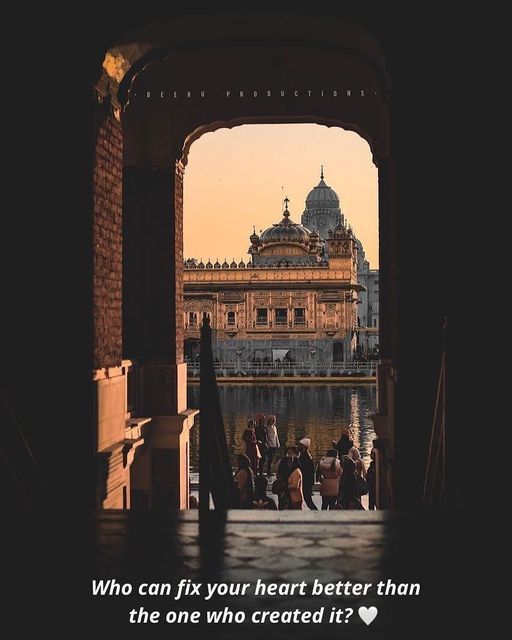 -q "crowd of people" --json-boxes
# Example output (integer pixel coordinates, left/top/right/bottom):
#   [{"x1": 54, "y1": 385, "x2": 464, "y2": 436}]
[{"x1": 233, "y1": 415, "x2": 377, "y2": 510}]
